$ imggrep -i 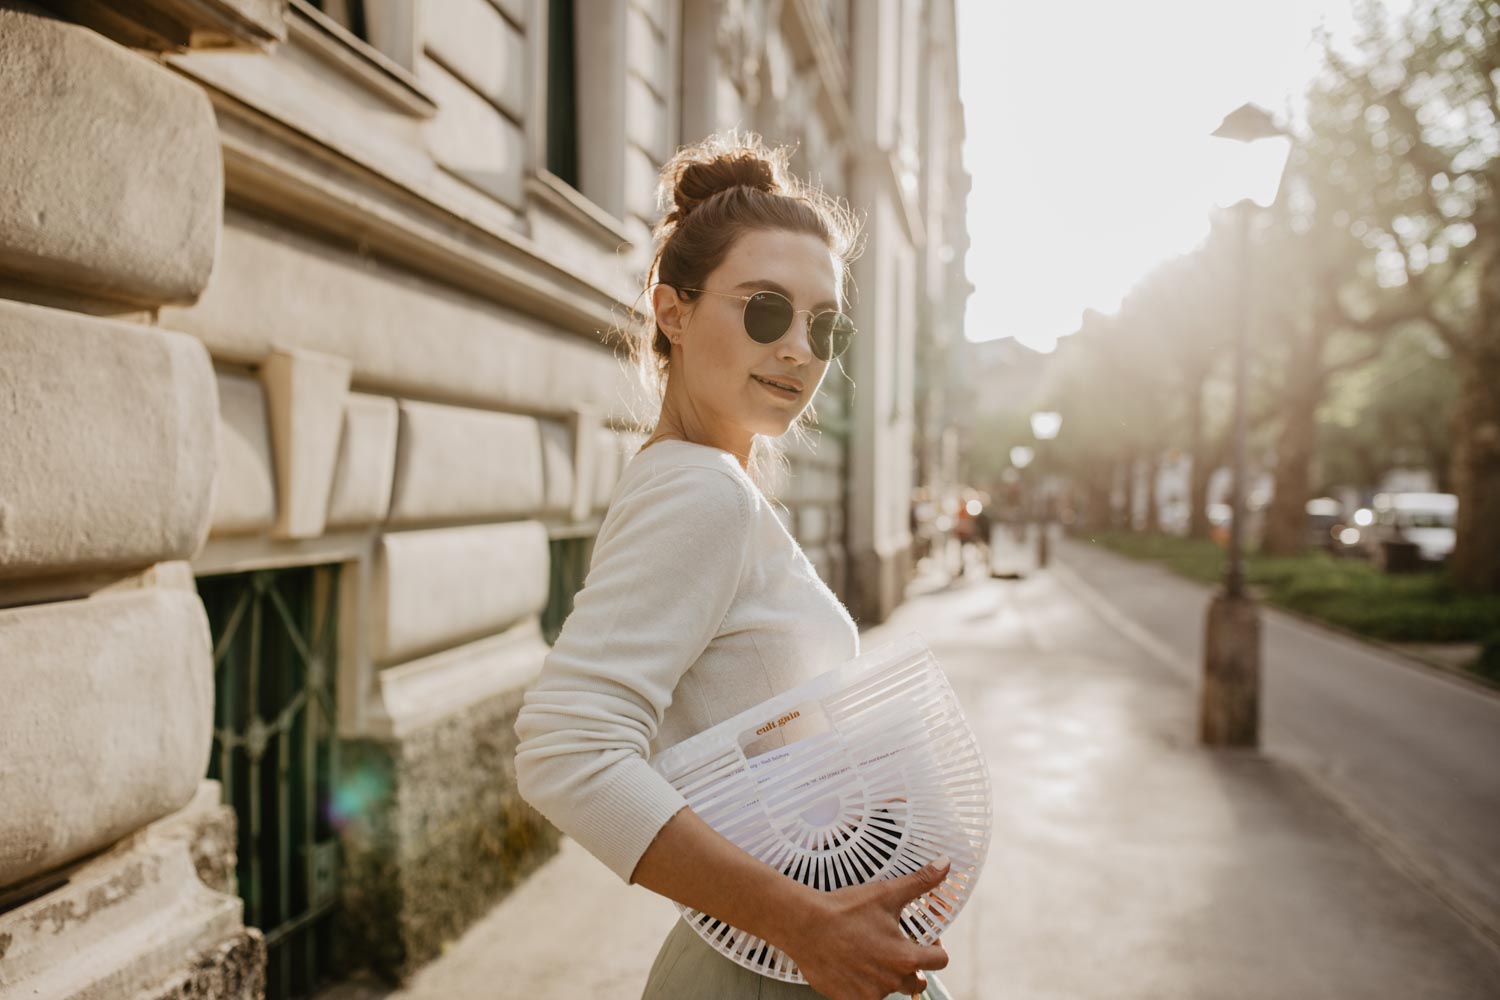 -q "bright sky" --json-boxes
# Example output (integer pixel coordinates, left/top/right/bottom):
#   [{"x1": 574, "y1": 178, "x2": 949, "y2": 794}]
[{"x1": 955, "y1": 0, "x2": 1382, "y2": 351}]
